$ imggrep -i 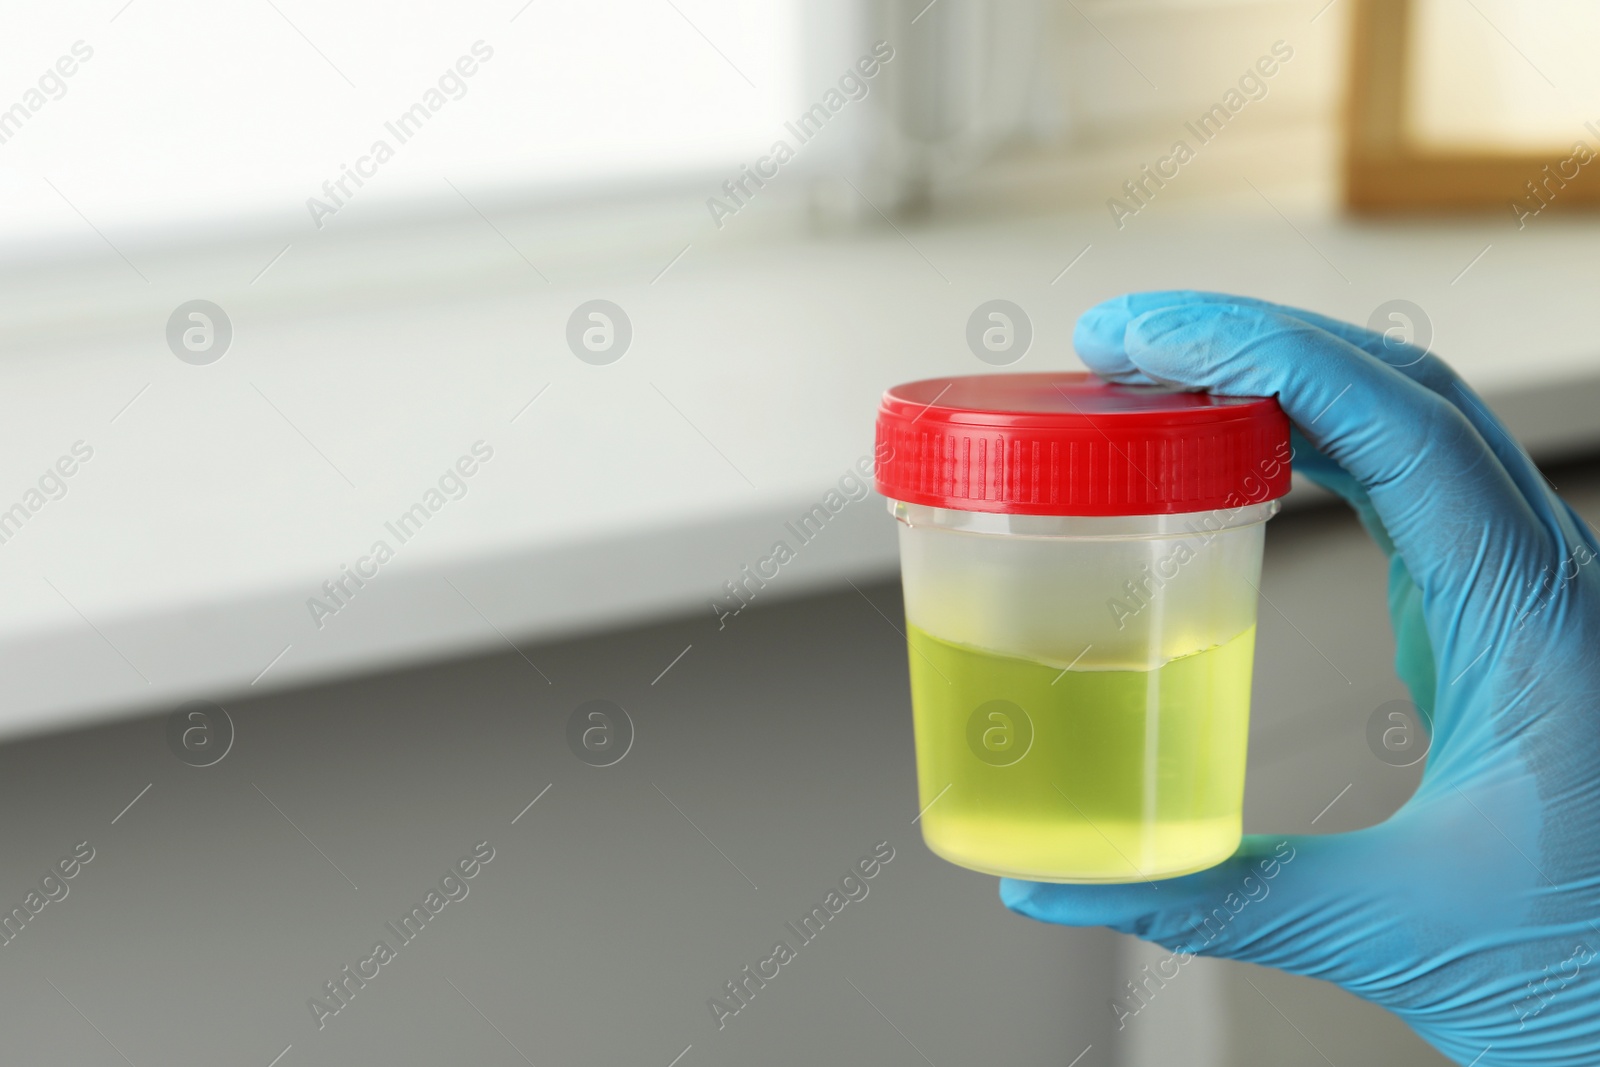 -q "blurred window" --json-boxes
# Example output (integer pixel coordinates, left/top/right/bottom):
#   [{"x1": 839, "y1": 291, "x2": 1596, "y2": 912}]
[{"x1": 0, "y1": 1, "x2": 803, "y2": 245}]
